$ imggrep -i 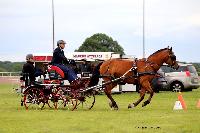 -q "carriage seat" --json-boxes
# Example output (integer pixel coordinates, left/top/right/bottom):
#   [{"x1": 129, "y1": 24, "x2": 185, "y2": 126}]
[{"x1": 47, "y1": 65, "x2": 65, "y2": 80}]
